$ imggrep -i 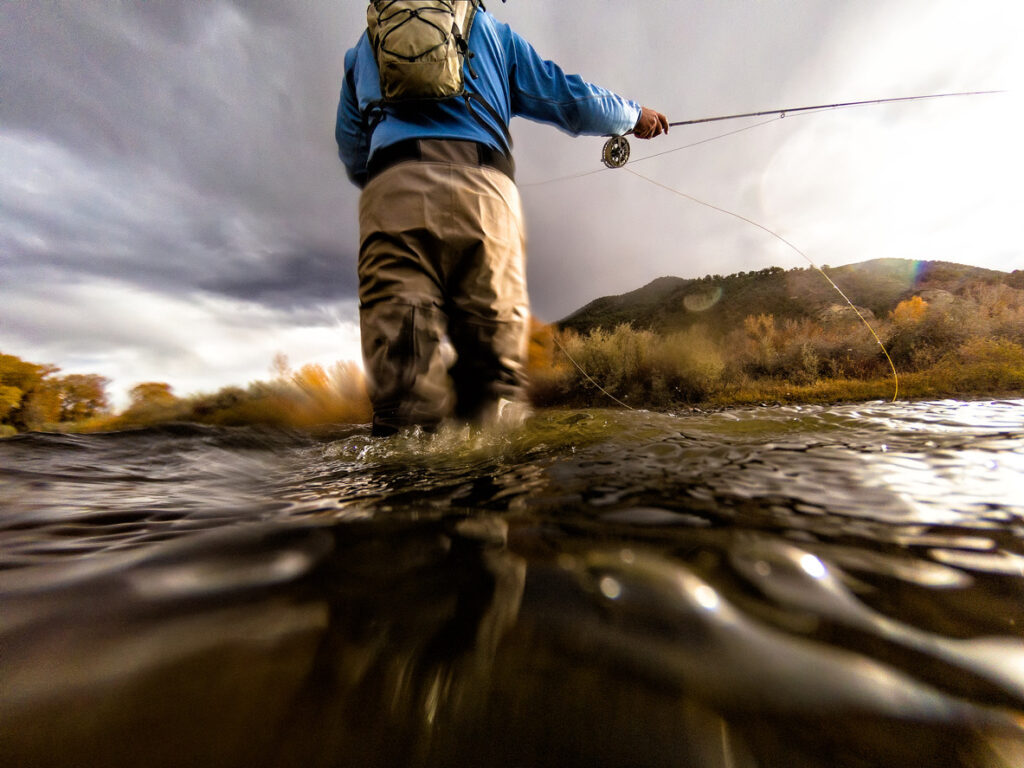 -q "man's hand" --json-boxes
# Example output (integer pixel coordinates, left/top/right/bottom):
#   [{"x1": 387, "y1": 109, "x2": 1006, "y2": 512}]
[{"x1": 633, "y1": 106, "x2": 669, "y2": 139}]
